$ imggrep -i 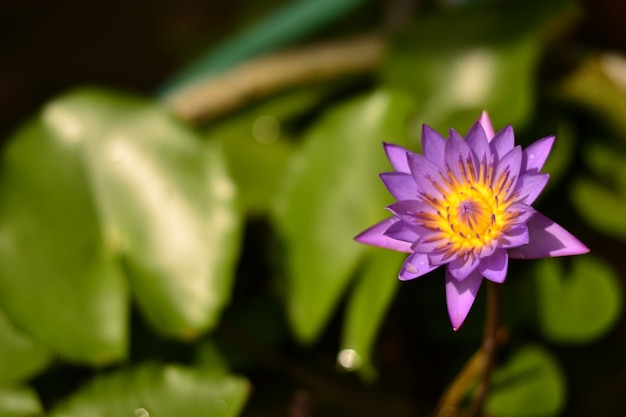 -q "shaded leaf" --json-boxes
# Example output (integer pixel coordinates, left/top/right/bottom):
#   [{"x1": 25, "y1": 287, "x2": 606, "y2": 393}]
[
  {"x1": 339, "y1": 250, "x2": 402, "y2": 380},
  {"x1": 380, "y1": 0, "x2": 574, "y2": 140},
  {"x1": 0, "y1": 385, "x2": 43, "y2": 417},
  {"x1": 534, "y1": 256, "x2": 622, "y2": 343},
  {"x1": 0, "y1": 103, "x2": 130, "y2": 363},
  {"x1": 206, "y1": 88, "x2": 327, "y2": 214},
  {"x1": 0, "y1": 308, "x2": 51, "y2": 384},
  {"x1": 0, "y1": 88, "x2": 242, "y2": 364},
  {"x1": 49, "y1": 363, "x2": 249, "y2": 417},
  {"x1": 570, "y1": 142, "x2": 626, "y2": 239},
  {"x1": 486, "y1": 345, "x2": 566, "y2": 417},
  {"x1": 273, "y1": 90, "x2": 416, "y2": 343}
]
